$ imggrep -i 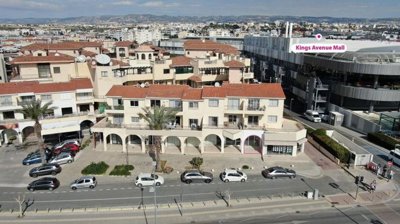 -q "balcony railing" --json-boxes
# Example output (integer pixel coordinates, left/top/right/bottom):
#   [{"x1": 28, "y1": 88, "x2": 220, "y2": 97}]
[
  {"x1": 225, "y1": 106, "x2": 243, "y2": 111},
  {"x1": 17, "y1": 99, "x2": 34, "y2": 106},
  {"x1": 113, "y1": 105, "x2": 125, "y2": 110},
  {"x1": 247, "y1": 106, "x2": 266, "y2": 111},
  {"x1": 0, "y1": 101, "x2": 14, "y2": 106}
]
